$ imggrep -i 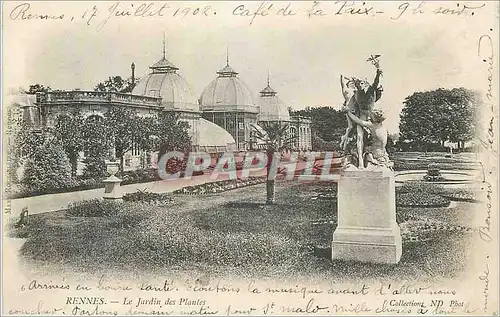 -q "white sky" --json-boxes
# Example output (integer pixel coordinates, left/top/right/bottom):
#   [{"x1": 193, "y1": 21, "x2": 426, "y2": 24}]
[{"x1": 2, "y1": 1, "x2": 499, "y2": 133}]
